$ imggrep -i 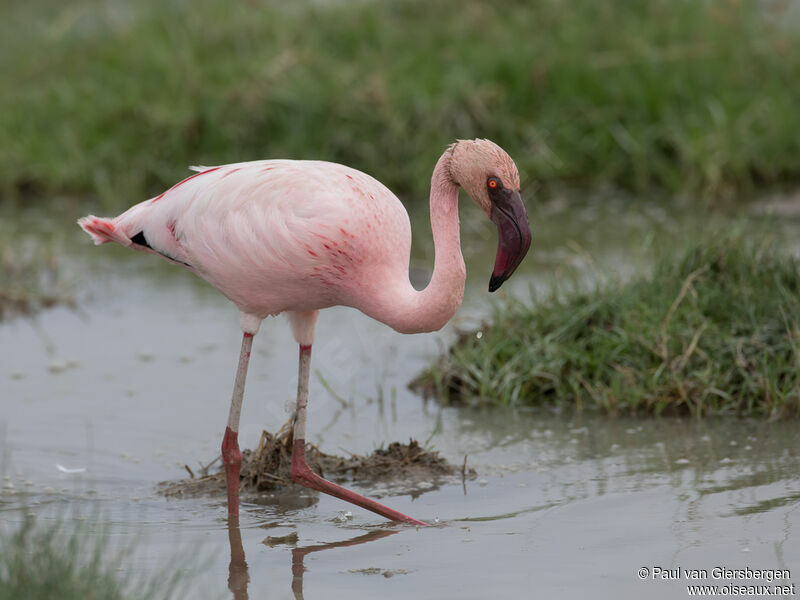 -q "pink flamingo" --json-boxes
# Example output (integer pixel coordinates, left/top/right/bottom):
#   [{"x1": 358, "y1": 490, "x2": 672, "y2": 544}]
[{"x1": 78, "y1": 139, "x2": 531, "y2": 526}]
